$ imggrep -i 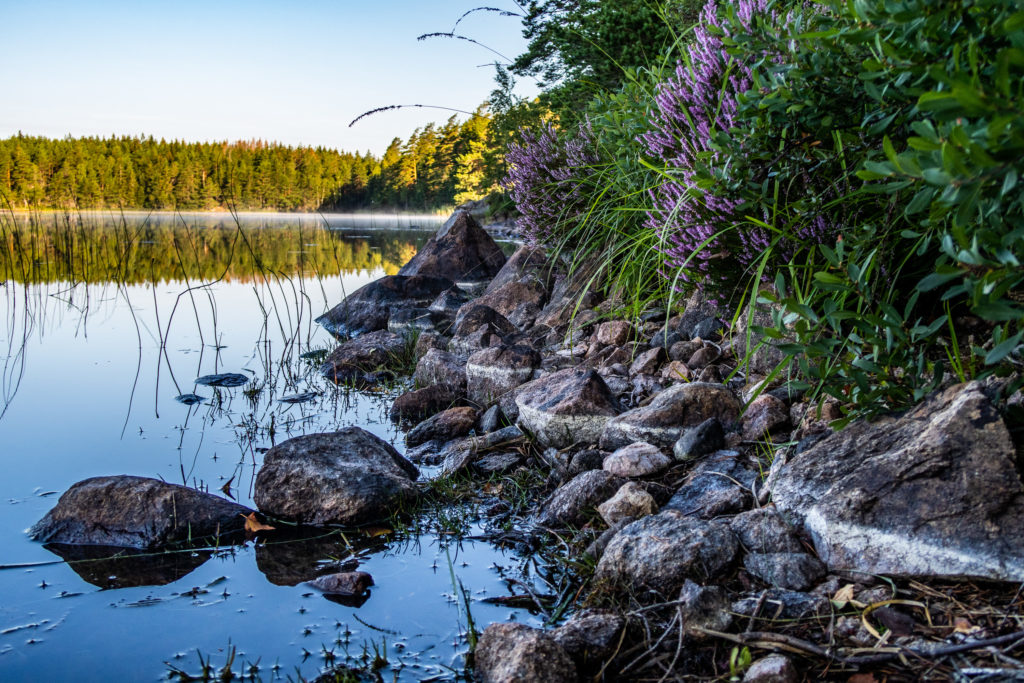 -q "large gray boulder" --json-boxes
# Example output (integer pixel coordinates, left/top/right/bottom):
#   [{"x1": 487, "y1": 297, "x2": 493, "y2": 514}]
[
  {"x1": 595, "y1": 509, "x2": 738, "y2": 598},
  {"x1": 600, "y1": 382, "x2": 741, "y2": 452},
  {"x1": 254, "y1": 428, "x2": 418, "y2": 526},
  {"x1": 30, "y1": 475, "x2": 251, "y2": 549},
  {"x1": 516, "y1": 368, "x2": 622, "y2": 449},
  {"x1": 475, "y1": 623, "x2": 577, "y2": 683},
  {"x1": 772, "y1": 382, "x2": 1024, "y2": 581},
  {"x1": 398, "y1": 210, "x2": 506, "y2": 283},
  {"x1": 315, "y1": 275, "x2": 453, "y2": 337}
]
